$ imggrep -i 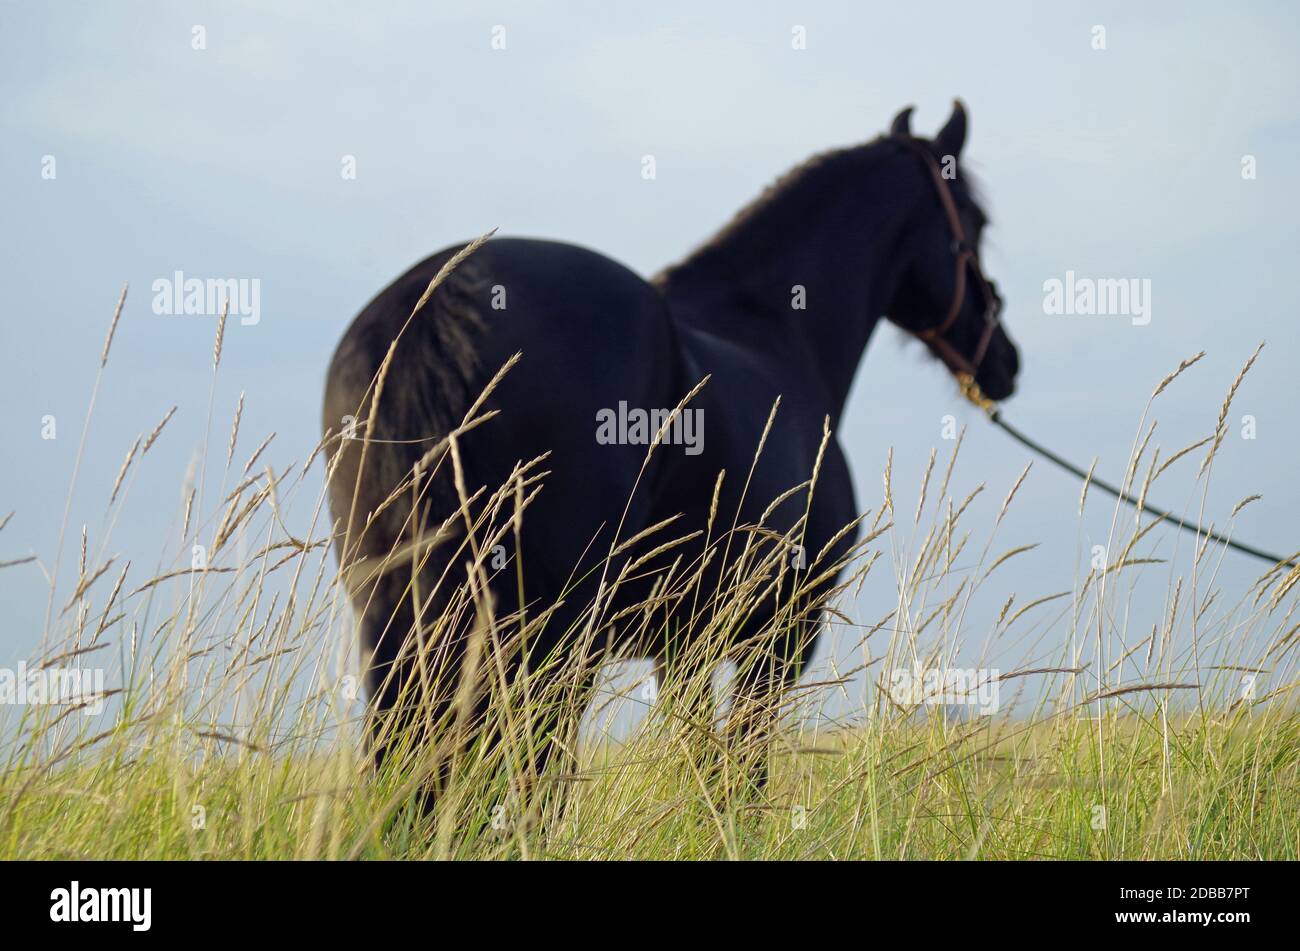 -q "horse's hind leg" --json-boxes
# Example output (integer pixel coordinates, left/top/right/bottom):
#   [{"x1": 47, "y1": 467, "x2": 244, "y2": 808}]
[
  {"x1": 723, "y1": 654, "x2": 786, "y2": 798},
  {"x1": 654, "y1": 653, "x2": 722, "y2": 784},
  {"x1": 497, "y1": 601, "x2": 604, "y2": 829},
  {"x1": 725, "y1": 621, "x2": 819, "y2": 800},
  {"x1": 359, "y1": 570, "x2": 477, "y2": 816}
]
